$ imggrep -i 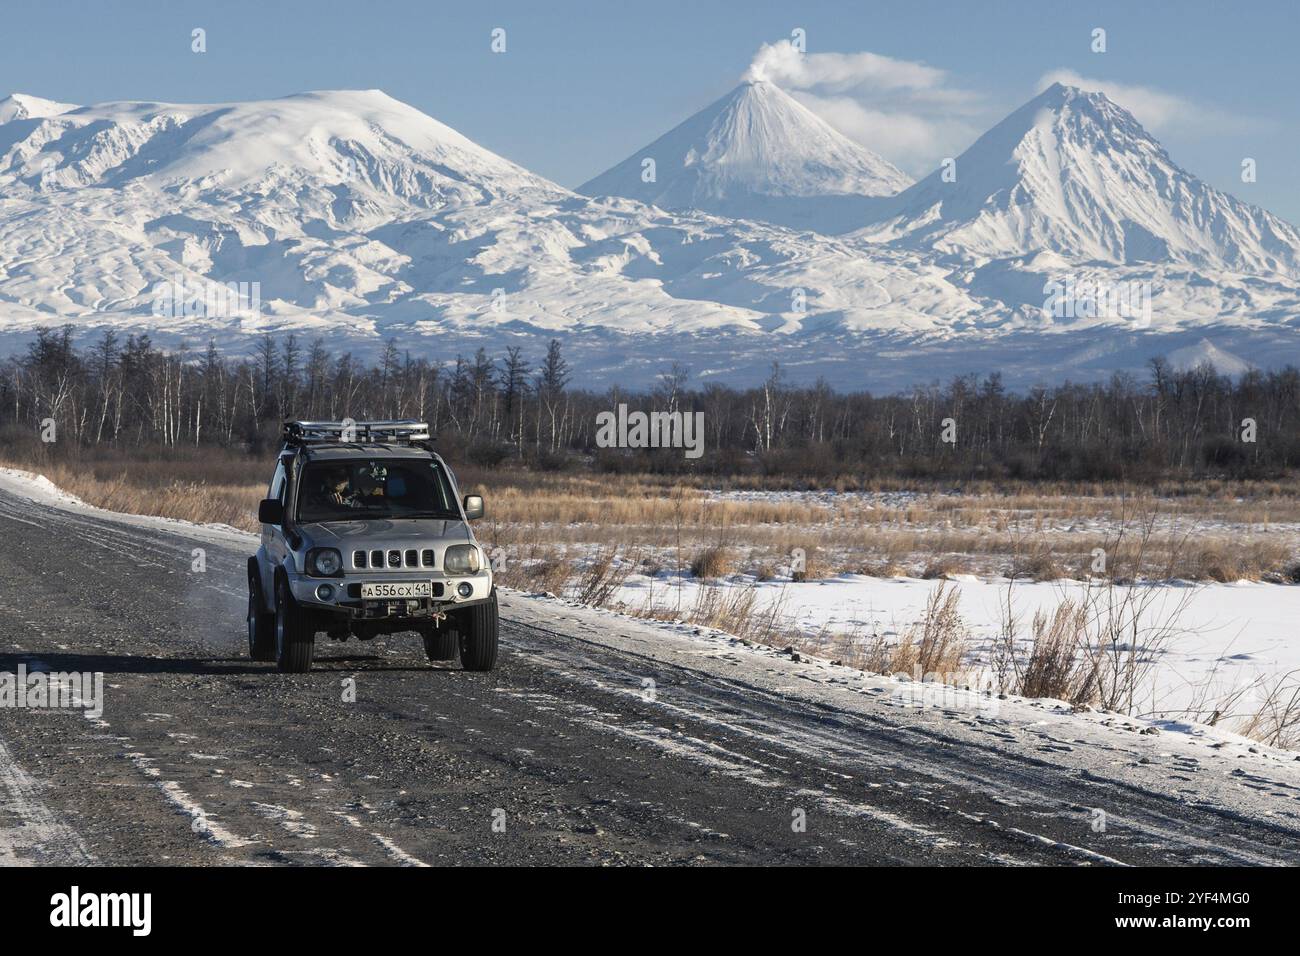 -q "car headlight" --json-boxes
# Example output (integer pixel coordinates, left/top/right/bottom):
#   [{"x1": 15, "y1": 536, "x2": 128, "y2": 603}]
[
  {"x1": 443, "y1": 544, "x2": 481, "y2": 574},
  {"x1": 308, "y1": 548, "x2": 343, "y2": 577}
]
